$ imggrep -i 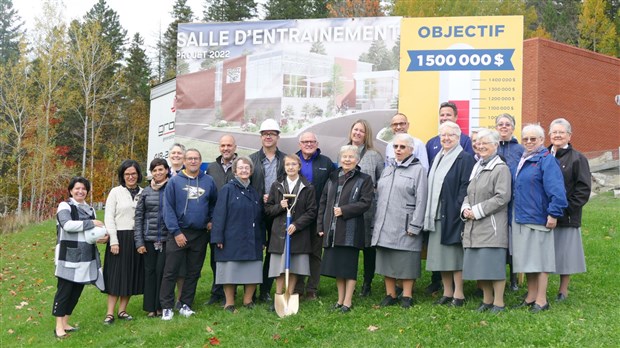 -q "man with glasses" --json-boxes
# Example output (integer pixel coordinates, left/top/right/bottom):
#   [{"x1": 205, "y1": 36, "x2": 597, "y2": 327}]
[
  {"x1": 425, "y1": 102, "x2": 474, "y2": 165},
  {"x1": 250, "y1": 119, "x2": 287, "y2": 303},
  {"x1": 160, "y1": 149, "x2": 218, "y2": 320},
  {"x1": 293, "y1": 132, "x2": 335, "y2": 299},
  {"x1": 386, "y1": 113, "x2": 429, "y2": 171},
  {"x1": 424, "y1": 102, "x2": 474, "y2": 295},
  {"x1": 205, "y1": 135, "x2": 238, "y2": 305}
]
